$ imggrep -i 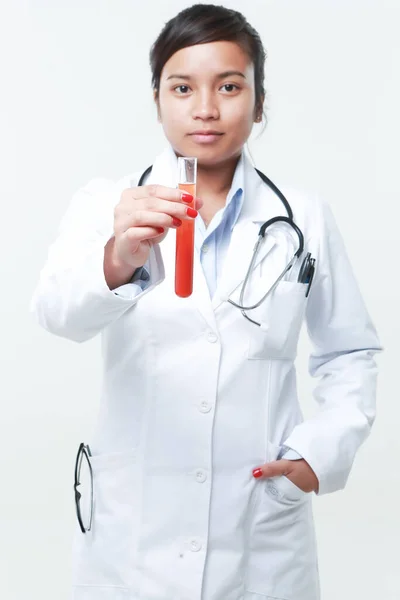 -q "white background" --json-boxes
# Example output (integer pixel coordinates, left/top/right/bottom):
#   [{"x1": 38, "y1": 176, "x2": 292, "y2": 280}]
[{"x1": 1, "y1": 0, "x2": 398, "y2": 598}]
